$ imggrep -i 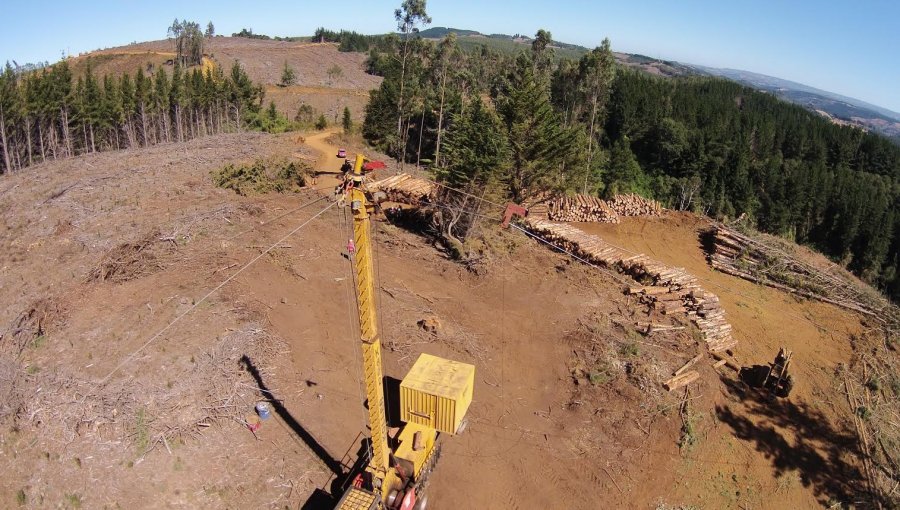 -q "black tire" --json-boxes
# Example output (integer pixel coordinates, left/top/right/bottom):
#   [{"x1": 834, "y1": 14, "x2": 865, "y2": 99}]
[{"x1": 777, "y1": 375, "x2": 794, "y2": 398}]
